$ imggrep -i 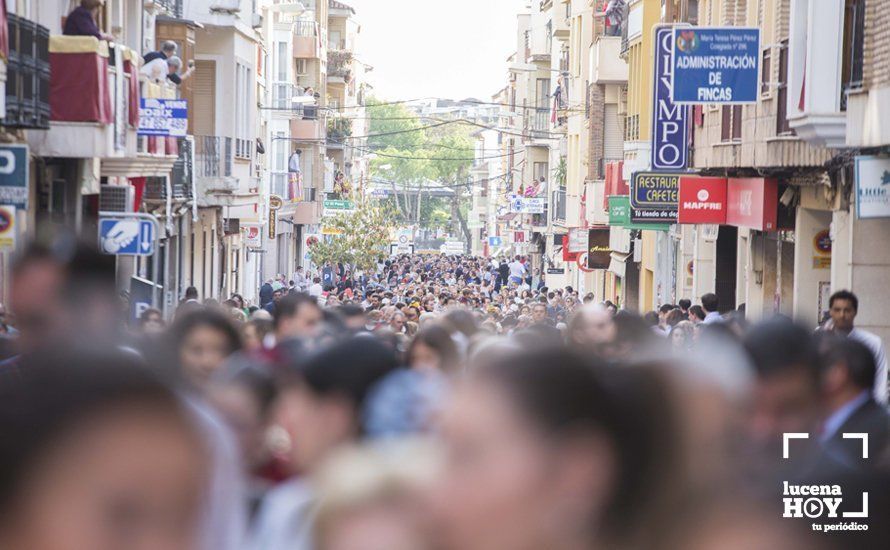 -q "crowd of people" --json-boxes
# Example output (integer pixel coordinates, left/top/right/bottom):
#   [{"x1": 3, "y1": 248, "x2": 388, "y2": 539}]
[{"x1": 1, "y1": 243, "x2": 889, "y2": 550}]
